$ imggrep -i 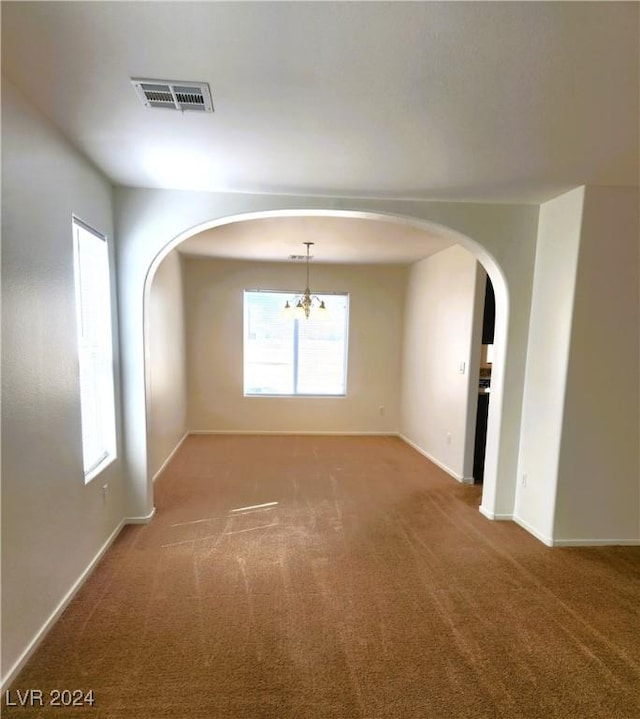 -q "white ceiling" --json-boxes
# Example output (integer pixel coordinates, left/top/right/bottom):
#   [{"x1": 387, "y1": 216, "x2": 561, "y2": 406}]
[
  {"x1": 2, "y1": 2, "x2": 638, "y2": 263},
  {"x1": 178, "y1": 215, "x2": 455, "y2": 264}
]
